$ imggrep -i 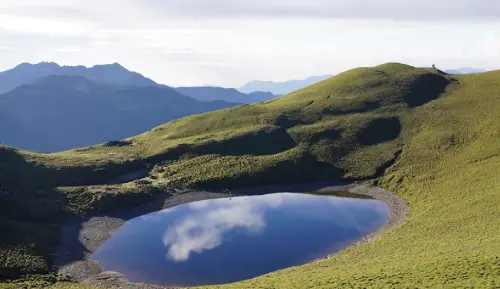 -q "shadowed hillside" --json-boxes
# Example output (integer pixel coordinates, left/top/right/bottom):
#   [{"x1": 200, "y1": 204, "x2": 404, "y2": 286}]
[
  {"x1": 3, "y1": 63, "x2": 500, "y2": 288},
  {"x1": 0, "y1": 75, "x2": 239, "y2": 152}
]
